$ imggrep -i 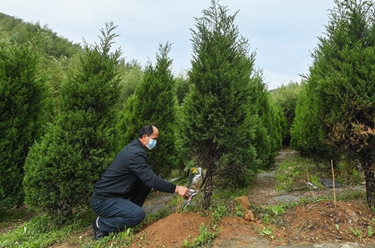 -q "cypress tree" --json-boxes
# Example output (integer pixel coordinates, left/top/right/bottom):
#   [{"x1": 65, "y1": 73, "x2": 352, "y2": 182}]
[
  {"x1": 292, "y1": 0, "x2": 375, "y2": 207},
  {"x1": 118, "y1": 43, "x2": 178, "y2": 178},
  {"x1": 270, "y1": 81, "x2": 302, "y2": 145},
  {"x1": 23, "y1": 22, "x2": 121, "y2": 221},
  {"x1": 0, "y1": 40, "x2": 47, "y2": 208},
  {"x1": 179, "y1": 0, "x2": 258, "y2": 209},
  {"x1": 249, "y1": 71, "x2": 285, "y2": 169},
  {"x1": 318, "y1": 0, "x2": 375, "y2": 207},
  {"x1": 290, "y1": 81, "x2": 336, "y2": 161}
]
